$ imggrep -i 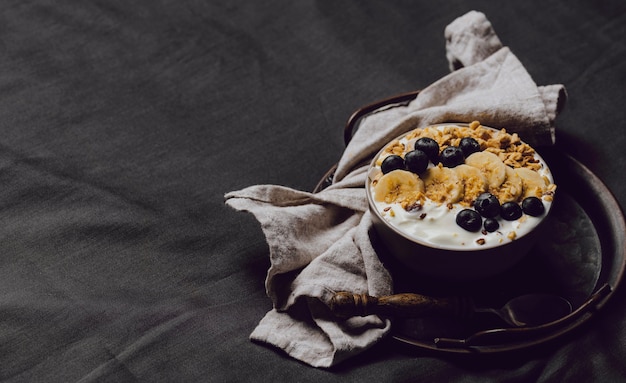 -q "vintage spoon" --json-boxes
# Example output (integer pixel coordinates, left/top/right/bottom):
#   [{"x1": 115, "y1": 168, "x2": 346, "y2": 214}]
[
  {"x1": 473, "y1": 293, "x2": 572, "y2": 326},
  {"x1": 329, "y1": 291, "x2": 572, "y2": 327}
]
